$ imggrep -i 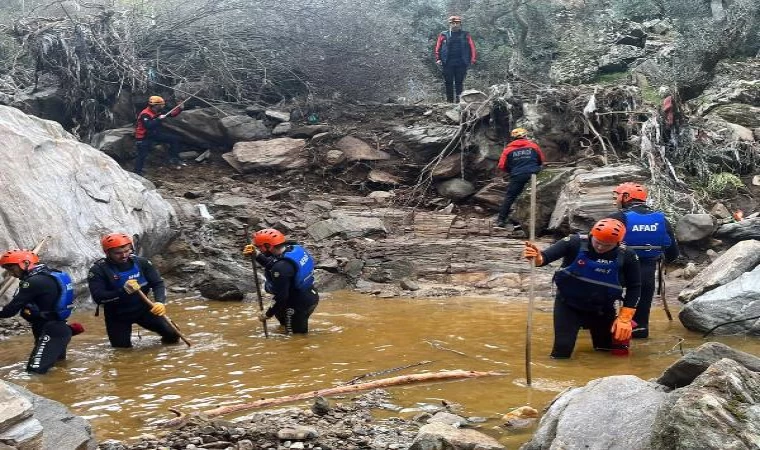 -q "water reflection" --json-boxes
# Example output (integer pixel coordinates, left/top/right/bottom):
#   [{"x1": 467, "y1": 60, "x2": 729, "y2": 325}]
[{"x1": 0, "y1": 292, "x2": 758, "y2": 447}]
